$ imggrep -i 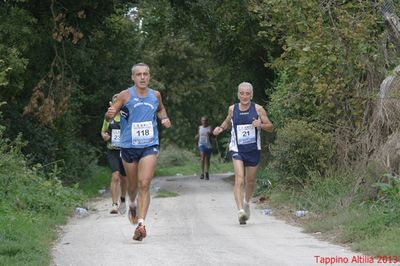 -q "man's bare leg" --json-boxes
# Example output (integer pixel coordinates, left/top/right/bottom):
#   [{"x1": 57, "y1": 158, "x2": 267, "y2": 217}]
[
  {"x1": 110, "y1": 171, "x2": 121, "y2": 214},
  {"x1": 136, "y1": 154, "x2": 157, "y2": 220},
  {"x1": 123, "y1": 161, "x2": 139, "y2": 223}
]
